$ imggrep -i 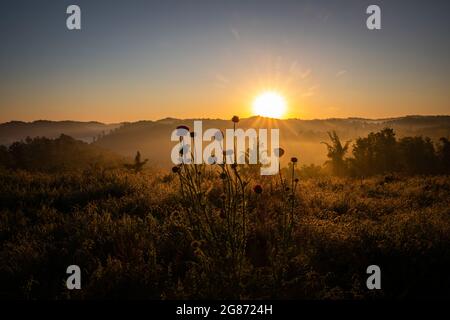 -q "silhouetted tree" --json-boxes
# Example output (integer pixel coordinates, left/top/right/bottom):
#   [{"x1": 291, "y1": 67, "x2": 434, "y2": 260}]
[
  {"x1": 437, "y1": 137, "x2": 450, "y2": 173},
  {"x1": 4, "y1": 135, "x2": 121, "y2": 172},
  {"x1": 0, "y1": 145, "x2": 10, "y2": 168},
  {"x1": 351, "y1": 128, "x2": 398, "y2": 176},
  {"x1": 124, "y1": 151, "x2": 148, "y2": 173},
  {"x1": 398, "y1": 136, "x2": 437, "y2": 174},
  {"x1": 322, "y1": 131, "x2": 350, "y2": 176}
]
